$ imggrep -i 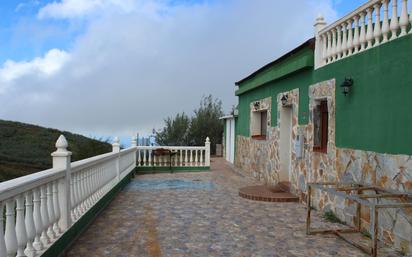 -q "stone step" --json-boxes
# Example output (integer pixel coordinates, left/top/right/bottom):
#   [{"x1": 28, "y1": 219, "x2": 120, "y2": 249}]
[{"x1": 239, "y1": 185, "x2": 299, "y2": 202}]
